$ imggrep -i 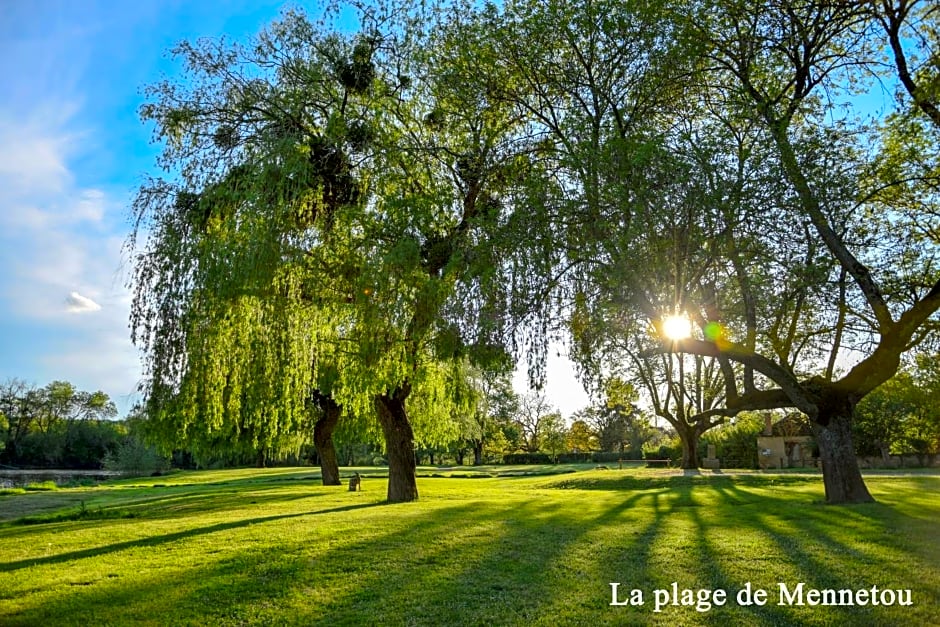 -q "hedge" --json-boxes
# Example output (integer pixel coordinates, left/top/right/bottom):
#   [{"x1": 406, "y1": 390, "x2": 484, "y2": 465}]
[
  {"x1": 502, "y1": 453, "x2": 553, "y2": 465},
  {"x1": 501, "y1": 452, "x2": 659, "y2": 465},
  {"x1": 556, "y1": 453, "x2": 592, "y2": 463}
]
